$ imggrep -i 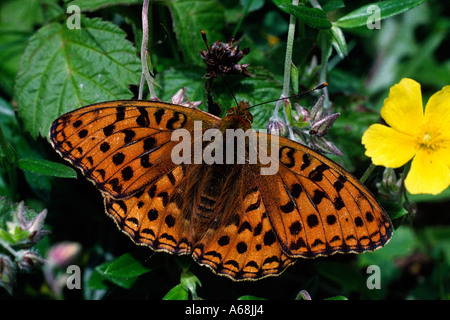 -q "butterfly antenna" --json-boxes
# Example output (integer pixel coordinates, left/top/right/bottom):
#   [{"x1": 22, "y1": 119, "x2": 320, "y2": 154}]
[
  {"x1": 247, "y1": 82, "x2": 328, "y2": 110},
  {"x1": 201, "y1": 30, "x2": 210, "y2": 50},
  {"x1": 223, "y1": 82, "x2": 239, "y2": 107}
]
